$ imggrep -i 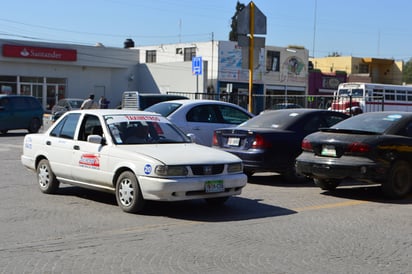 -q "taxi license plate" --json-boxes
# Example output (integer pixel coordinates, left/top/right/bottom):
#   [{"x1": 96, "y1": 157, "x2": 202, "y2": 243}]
[
  {"x1": 227, "y1": 137, "x2": 240, "y2": 146},
  {"x1": 205, "y1": 180, "x2": 224, "y2": 193},
  {"x1": 321, "y1": 145, "x2": 336, "y2": 157}
]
